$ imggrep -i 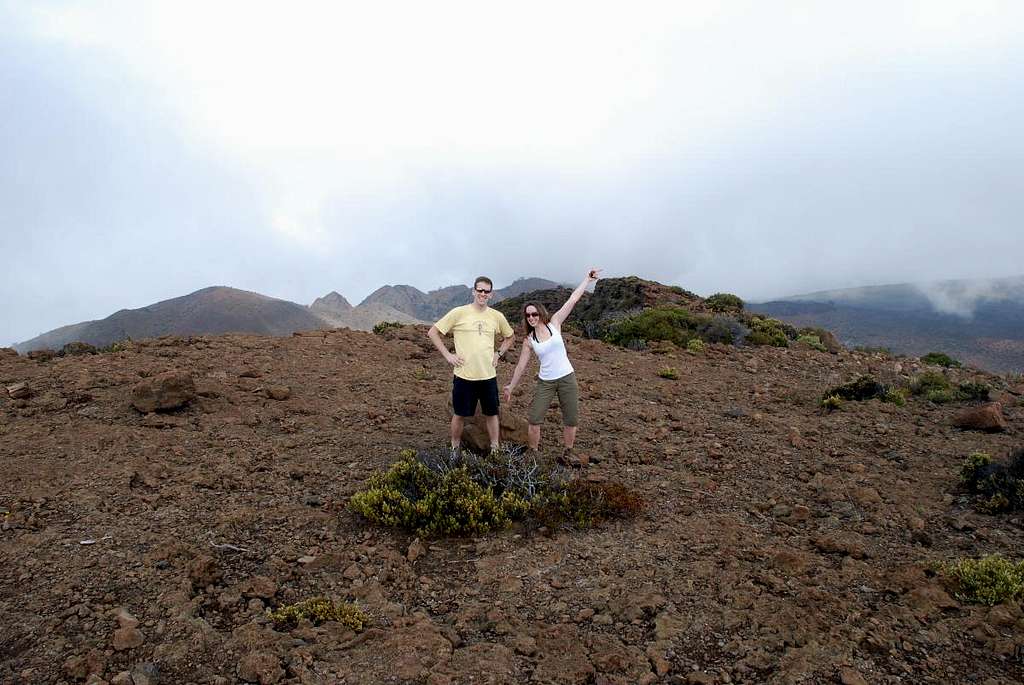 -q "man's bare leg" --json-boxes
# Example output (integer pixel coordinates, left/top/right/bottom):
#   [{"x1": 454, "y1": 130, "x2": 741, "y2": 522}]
[
  {"x1": 485, "y1": 414, "x2": 500, "y2": 450},
  {"x1": 563, "y1": 426, "x2": 577, "y2": 449},
  {"x1": 450, "y1": 415, "x2": 464, "y2": 448},
  {"x1": 527, "y1": 424, "x2": 541, "y2": 450}
]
